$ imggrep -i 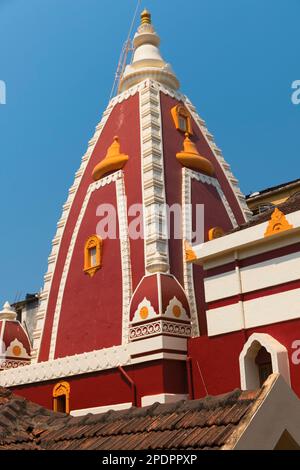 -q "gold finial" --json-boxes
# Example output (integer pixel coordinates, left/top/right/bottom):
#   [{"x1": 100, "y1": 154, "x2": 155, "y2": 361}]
[
  {"x1": 176, "y1": 134, "x2": 215, "y2": 177},
  {"x1": 92, "y1": 136, "x2": 129, "y2": 181},
  {"x1": 141, "y1": 9, "x2": 151, "y2": 25}
]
